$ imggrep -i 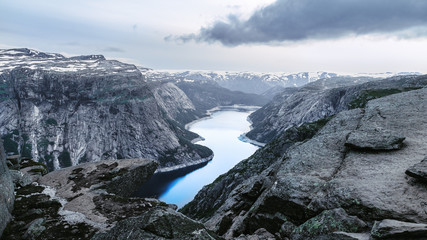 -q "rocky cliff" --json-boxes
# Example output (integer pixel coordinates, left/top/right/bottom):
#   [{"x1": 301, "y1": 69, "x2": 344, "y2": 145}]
[
  {"x1": 182, "y1": 86, "x2": 427, "y2": 239},
  {"x1": 0, "y1": 48, "x2": 211, "y2": 171},
  {"x1": 247, "y1": 75, "x2": 427, "y2": 143},
  {"x1": 175, "y1": 81, "x2": 269, "y2": 112},
  {"x1": 0, "y1": 140, "x2": 14, "y2": 237}
]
